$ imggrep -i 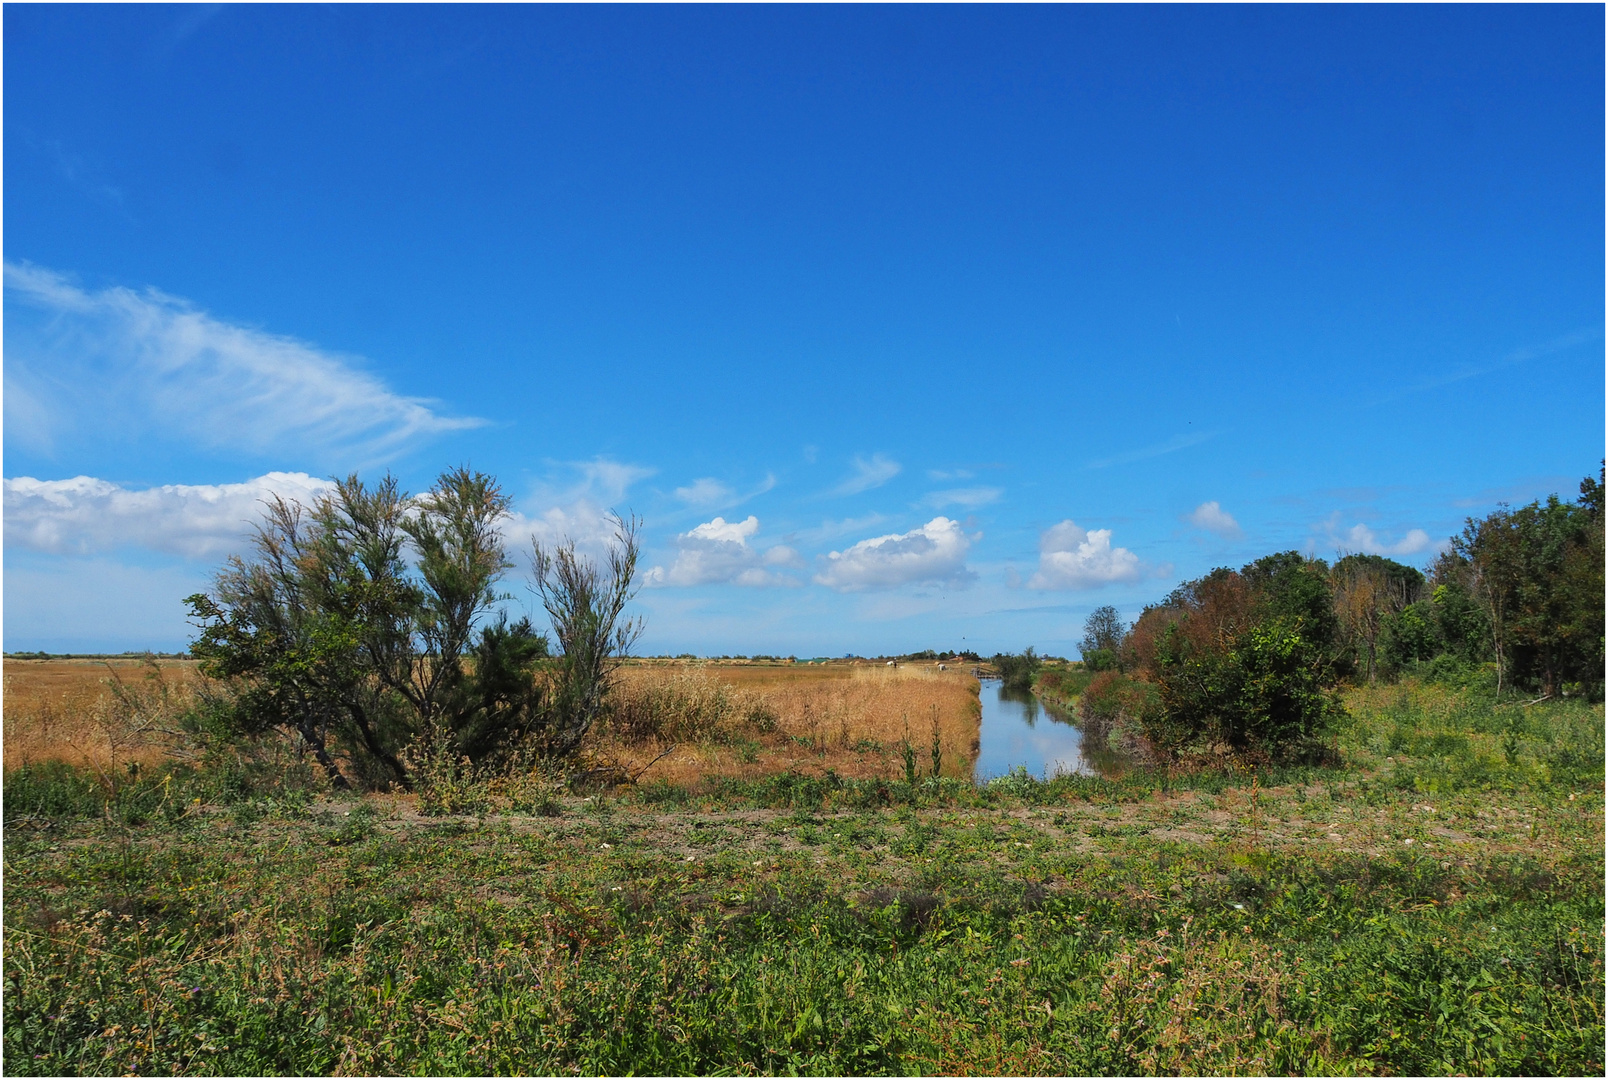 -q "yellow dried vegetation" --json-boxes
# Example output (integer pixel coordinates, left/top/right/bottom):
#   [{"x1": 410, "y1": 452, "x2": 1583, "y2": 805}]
[
  {"x1": 593, "y1": 661, "x2": 982, "y2": 785},
  {"x1": 2, "y1": 656, "x2": 985, "y2": 787},
  {"x1": 2, "y1": 658, "x2": 199, "y2": 777}
]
